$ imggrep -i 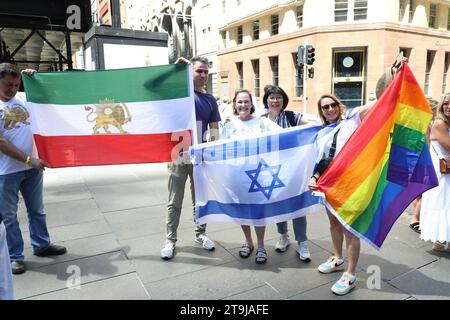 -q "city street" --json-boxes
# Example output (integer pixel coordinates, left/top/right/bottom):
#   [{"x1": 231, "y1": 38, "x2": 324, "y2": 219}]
[{"x1": 12, "y1": 162, "x2": 450, "y2": 300}]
